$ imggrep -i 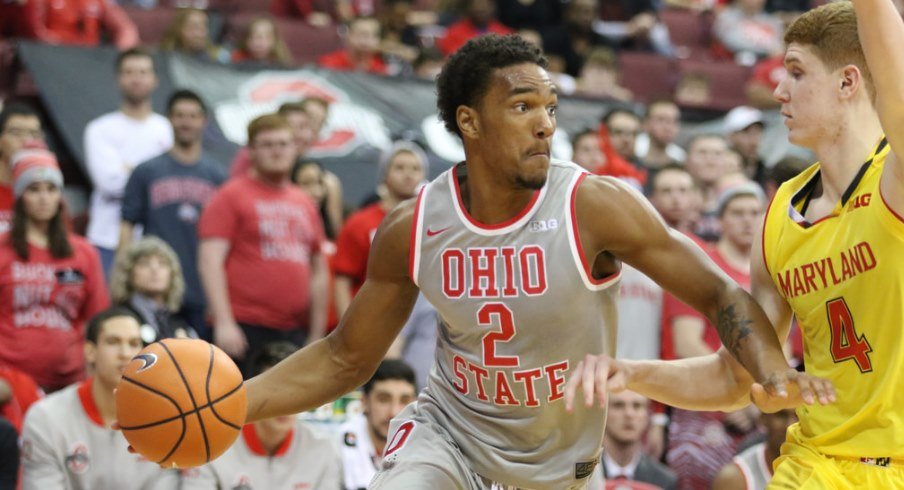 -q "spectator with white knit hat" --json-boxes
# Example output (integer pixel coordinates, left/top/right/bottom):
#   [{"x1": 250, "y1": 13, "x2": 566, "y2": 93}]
[
  {"x1": 0, "y1": 147, "x2": 109, "y2": 392},
  {"x1": 723, "y1": 106, "x2": 768, "y2": 187}
]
